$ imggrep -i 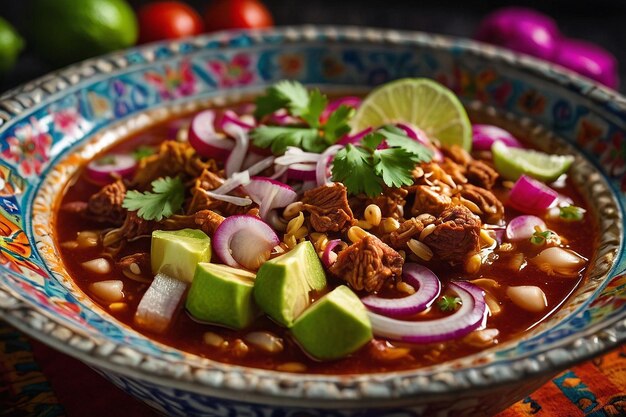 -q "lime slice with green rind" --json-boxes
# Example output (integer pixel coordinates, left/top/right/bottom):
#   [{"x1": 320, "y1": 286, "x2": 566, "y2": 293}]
[
  {"x1": 351, "y1": 78, "x2": 472, "y2": 151},
  {"x1": 492, "y1": 141, "x2": 574, "y2": 181}
]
